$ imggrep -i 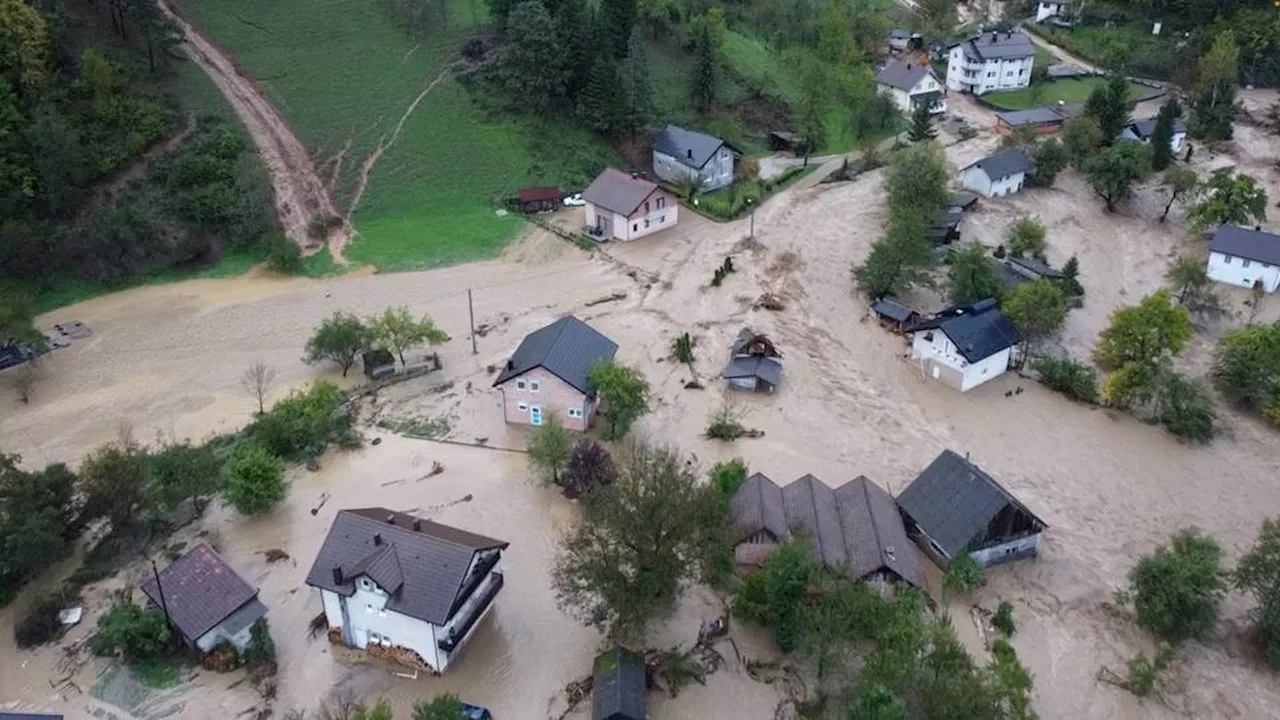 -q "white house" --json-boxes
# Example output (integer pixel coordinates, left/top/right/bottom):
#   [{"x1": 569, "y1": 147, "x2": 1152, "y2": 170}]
[
  {"x1": 581, "y1": 168, "x2": 678, "y2": 242},
  {"x1": 905, "y1": 298, "x2": 1022, "y2": 392},
  {"x1": 961, "y1": 147, "x2": 1031, "y2": 198},
  {"x1": 306, "y1": 508, "x2": 509, "y2": 674},
  {"x1": 946, "y1": 30, "x2": 1035, "y2": 95},
  {"x1": 1118, "y1": 117, "x2": 1188, "y2": 154},
  {"x1": 1206, "y1": 225, "x2": 1280, "y2": 293},
  {"x1": 652, "y1": 124, "x2": 736, "y2": 192},
  {"x1": 1036, "y1": 1, "x2": 1068, "y2": 23},
  {"x1": 140, "y1": 543, "x2": 268, "y2": 653},
  {"x1": 897, "y1": 450, "x2": 1048, "y2": 569},
  {"x1": 875, "y1": 60, "x2": 946, "y2": 115}
]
